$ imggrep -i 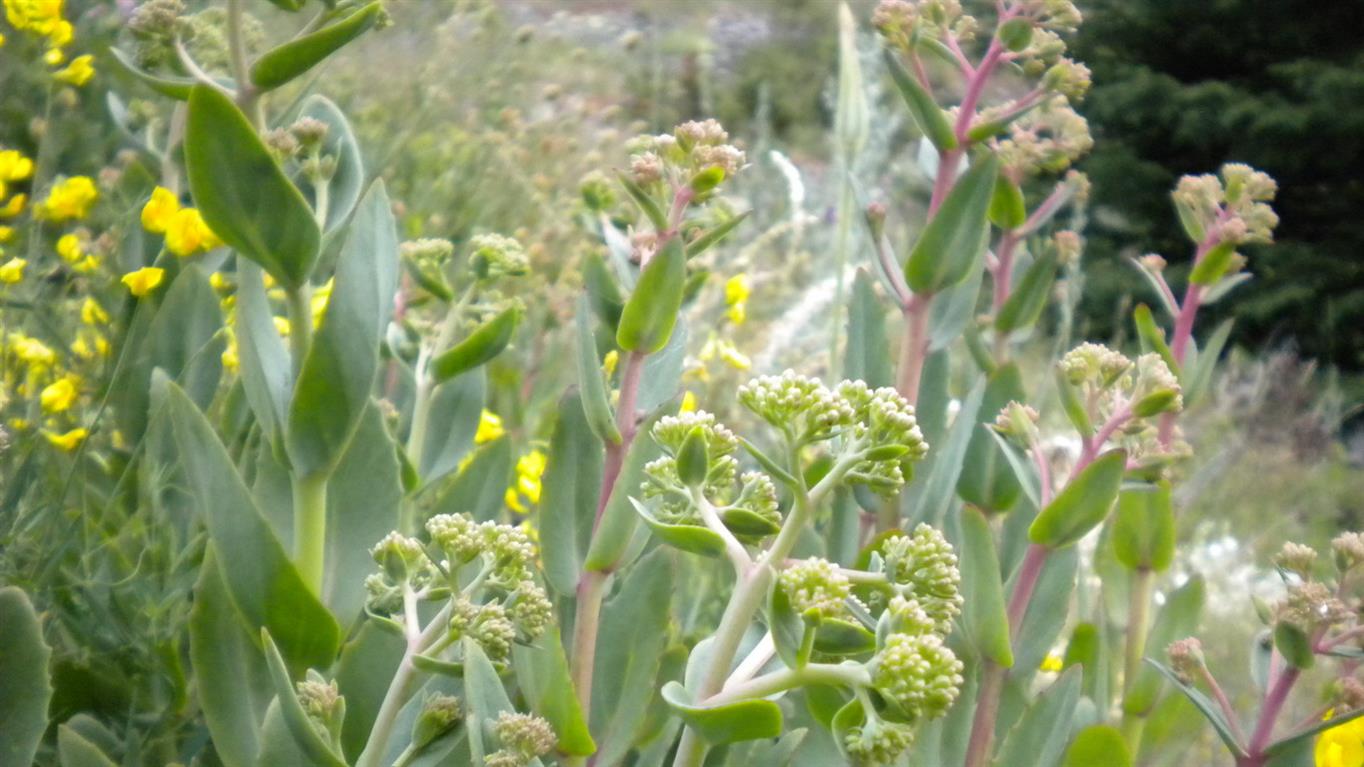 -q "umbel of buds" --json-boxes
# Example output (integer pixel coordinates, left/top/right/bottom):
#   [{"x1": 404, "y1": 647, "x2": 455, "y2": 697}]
[
  {"x1": 627, "y1": 119, "x2": 746, "y2": 199},
  {"x1": 485, "y1": 712, "x2": 557, "y2": 767}
]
